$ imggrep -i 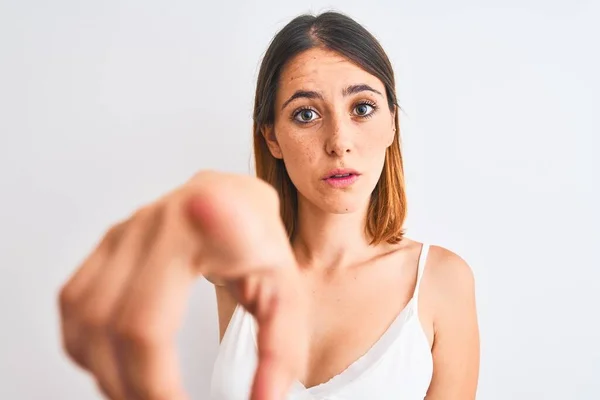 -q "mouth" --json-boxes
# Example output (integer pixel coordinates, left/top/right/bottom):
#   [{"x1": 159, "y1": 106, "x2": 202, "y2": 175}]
[
  {"x1": 322, "y1": 169, "x2": 361, "y2": 188},
  {"x1": 323, "y1": 168, "x2": 360, "y2": 180}
]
